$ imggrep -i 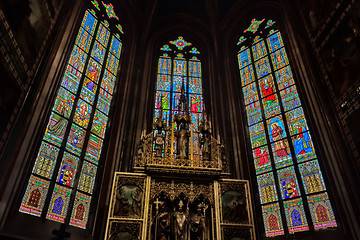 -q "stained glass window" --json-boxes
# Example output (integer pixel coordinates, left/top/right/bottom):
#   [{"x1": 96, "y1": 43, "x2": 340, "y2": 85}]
[
  {"x1": 237, "y1": 18, "x2": 337, "y2": 236},
  {"x1": 20, "y1": 5, "x2": 124, "y2": 229},
  {"x1": 154, "y1": 37, "x2": 203, "y2": 163}
]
